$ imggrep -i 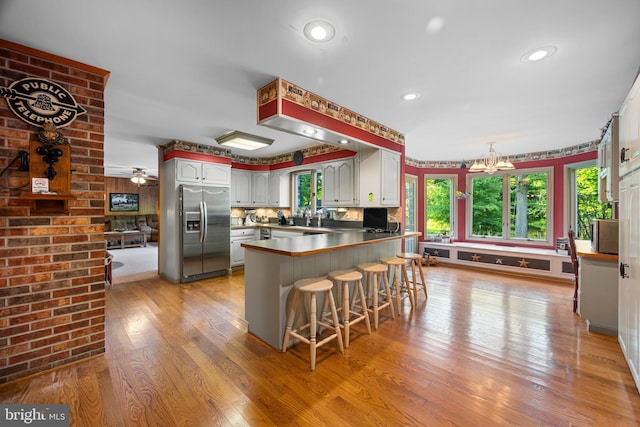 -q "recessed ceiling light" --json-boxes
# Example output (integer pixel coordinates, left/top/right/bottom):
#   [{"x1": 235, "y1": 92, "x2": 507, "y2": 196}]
[
  {"x1": 338, "y1": 138, "x2": 349, "y2": 144},
  {"x1": 521, "y1": 46, "x2": 557, "y2": 63},
  {"x1": 401, "y1": 92, "x2": 421, "y2": 101},
  {"x1": 302, "y1": 128, "x2": 317, "y2": 135},
  {"x1": 303, "y1": 20, "x2": 335, "y2": 43}
]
